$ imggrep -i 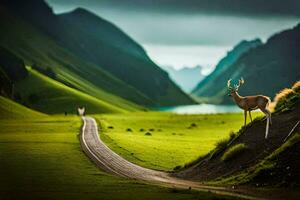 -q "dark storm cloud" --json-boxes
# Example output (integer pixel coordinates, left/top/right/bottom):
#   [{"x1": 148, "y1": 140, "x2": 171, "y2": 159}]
[{"x1": 47, "y1": 0, "x2": 300, "y2": 17}]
